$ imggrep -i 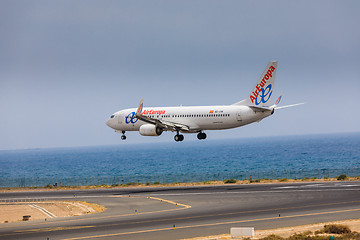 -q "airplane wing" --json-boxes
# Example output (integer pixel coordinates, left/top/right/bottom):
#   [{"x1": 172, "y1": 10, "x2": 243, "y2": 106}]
[
  {"x1": 135, "y1": 99, "x2": 190, "y2": 132},
  {"x1": 275, "y1": 103, "x2": 305, "y2": 109}
]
